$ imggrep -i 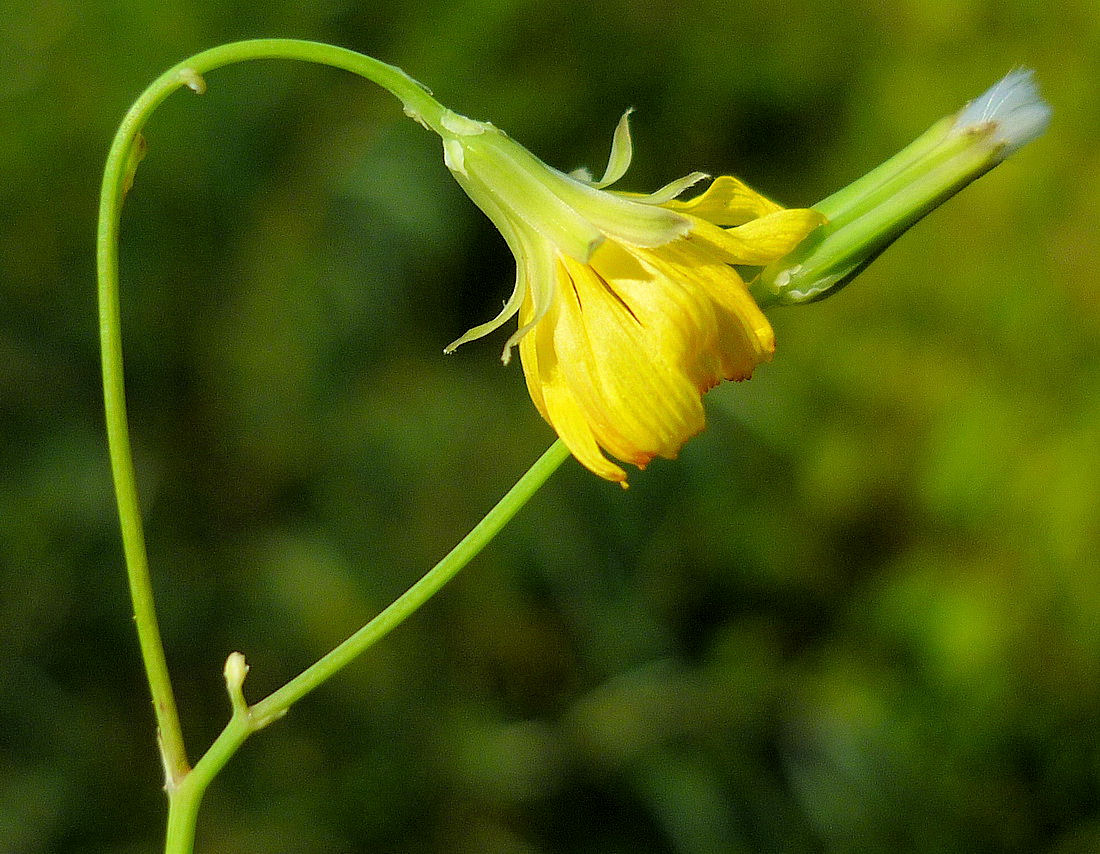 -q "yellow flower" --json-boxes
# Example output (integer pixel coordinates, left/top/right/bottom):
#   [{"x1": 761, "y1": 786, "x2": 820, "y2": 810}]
[{"x1": 439, "y1": 110, "x2": 823, "y2": 485}]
